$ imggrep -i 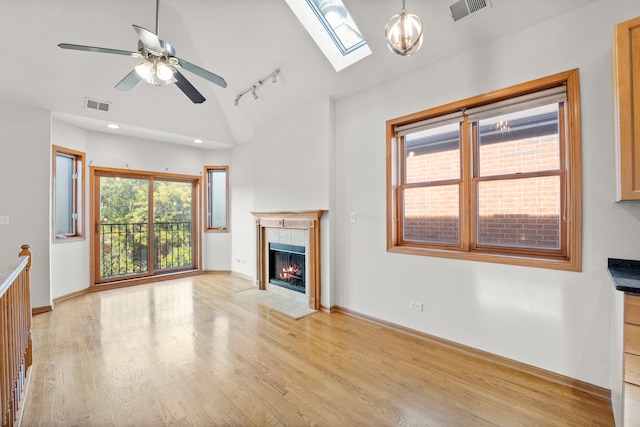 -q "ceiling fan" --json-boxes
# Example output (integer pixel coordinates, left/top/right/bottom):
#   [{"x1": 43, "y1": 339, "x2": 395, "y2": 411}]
[{"x1": 57, "y1": 0, "x2": 227, "y2": 104}]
